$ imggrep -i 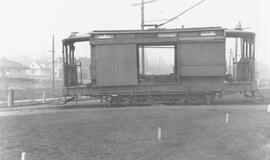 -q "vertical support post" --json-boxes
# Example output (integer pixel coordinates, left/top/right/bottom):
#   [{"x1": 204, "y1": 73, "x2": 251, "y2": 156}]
[
  {"x1": 241, "y1": 38, "x2": 245, "y2": 59},
  {"x1": 52, "y1": 35, "x2": 55, "y2": 89},
  {"x1": 62, "y1": 44, "x2": 66, "y2": 87},
  {"x1": 243, "y1": 40, "x2": 246, "y2": 58},
  {"x1": 141, "y1": 0, "x2": 145, "y2": 75},
  {"x1": 62, "y1": 44, "x2": 65, "y2": 81},
  {"x1": 42, "y1": 90, "x2": 46, "y2": 104},
  {"x1": 252, "y1": 38, "x2": 256, "y2": 81},
  {"x1": 7, "y1": 89, "x2": 14, "y2": 107},
  {"x1": 141, "y1": 47, "x2": 145, "y2": 75},
  {"x1": 176, "y1": 44, "x2": 180, "y2": 83},
  {"x1": 62, "y1": 44, "x2": 65, "y2": 64},
  {"x1": 228, "y1": 49, "x2": 233, "y2": 74},
  {"x1": 72, "y1": 45, "x2": 75, "y2": 64},
  {"x1": 233, "y1": 38, "x2": 238, "y2": 80},
  {"x1": 245, "y1": 40, "x2": 248, "y2": 58},
  {"x1": 79, "y1": 62, "x2": 82, "y2": 84},
  {"x1": 69, "y1": 45, "x2": 72, "y2": 64},
  {"x1": 49, "y1": 35, "x2": 56, "y2": 89},
  {"x1": 65, "y1": 45, "x2": 68, "y2": 64},
  {"x1": 64, "y1": 45, "x2": 69, "y2": 87},
  {"x1": 157, "y1": 127, "x2": 161, "y2": 140},
  {"x1": 21, "y1": 152, "x2": 26, "y2": 160},
  {"x1": 249, "y1": 41, "x2": 252, "y2": 58},
  {"x1": 225, "y1": 113, "x2": 229, "y2": 124},
  {"x1": 70, "y1": 47, "x2": 73, "y2": 64},
  {"x1": 75, "y1": 96, "x2": 78, "y2": 104},
  {"x1": 247, "y1": 41, "x2": 251, "y2": 81},
  {"x1": 235, "y1": 38, "x2": 238, "y2": 62},
  {"x1": 70, "y1": 44, "x2": 74, "y2": 64}
]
